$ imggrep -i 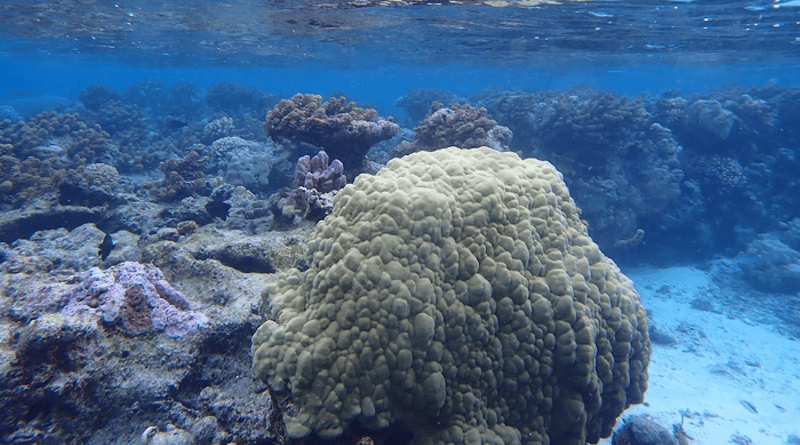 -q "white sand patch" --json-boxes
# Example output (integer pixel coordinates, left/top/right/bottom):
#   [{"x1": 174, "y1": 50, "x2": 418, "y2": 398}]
[{"x1": 599, "y1": 266, "x2": 800, "y2": 445}]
